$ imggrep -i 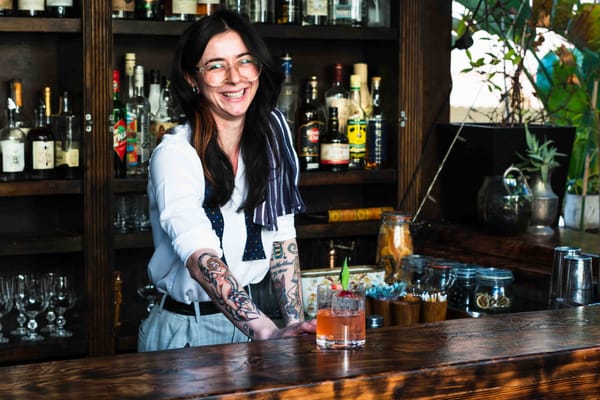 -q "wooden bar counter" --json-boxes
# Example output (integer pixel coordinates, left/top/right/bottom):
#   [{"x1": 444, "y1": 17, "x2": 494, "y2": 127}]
[{"x1": 2, "y1": 306, "x2": 600, "y2": 399}]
